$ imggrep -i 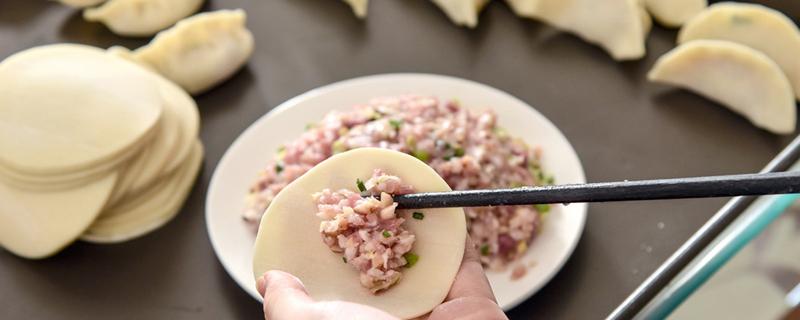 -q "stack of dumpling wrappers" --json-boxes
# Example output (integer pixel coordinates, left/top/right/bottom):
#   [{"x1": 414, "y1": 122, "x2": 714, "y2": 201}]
[
  {"x1": 0, "y1": 6, "x2": 254, "y2": 259},
  {"x1": 0, "y1": 43, "x2": 202, "y2": 259}
]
